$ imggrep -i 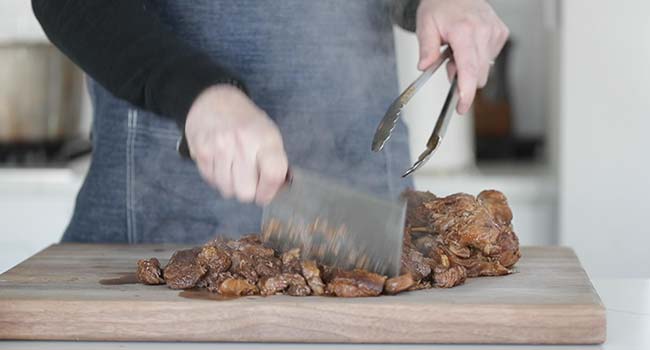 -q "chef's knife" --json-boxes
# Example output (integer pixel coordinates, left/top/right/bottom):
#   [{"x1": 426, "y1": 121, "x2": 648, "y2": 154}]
[{"x1": 261, "y1": 168, "x2": 405, "y2": 277}]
